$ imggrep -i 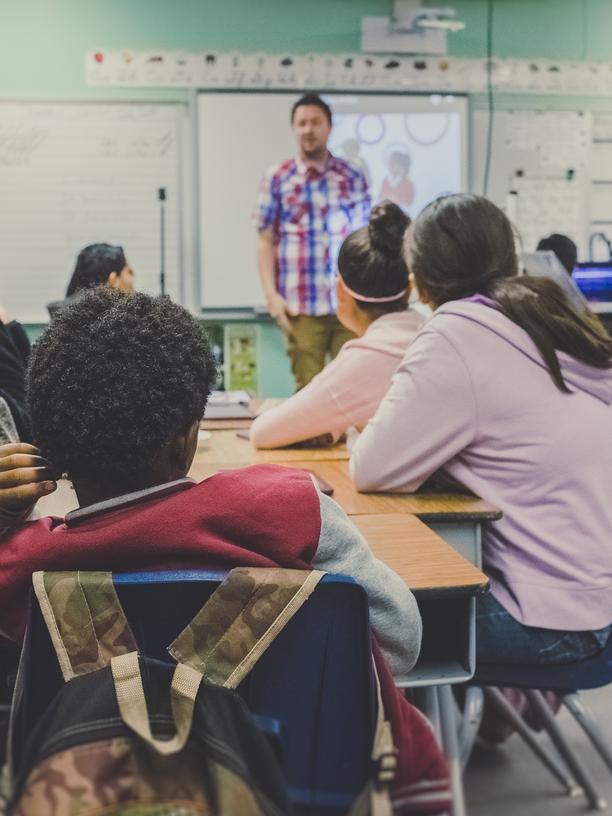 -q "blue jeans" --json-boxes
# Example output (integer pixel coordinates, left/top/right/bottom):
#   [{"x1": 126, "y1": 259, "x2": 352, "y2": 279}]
[{"x1": 476, "y1": 593, "x2": 611, "y2": 666}]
